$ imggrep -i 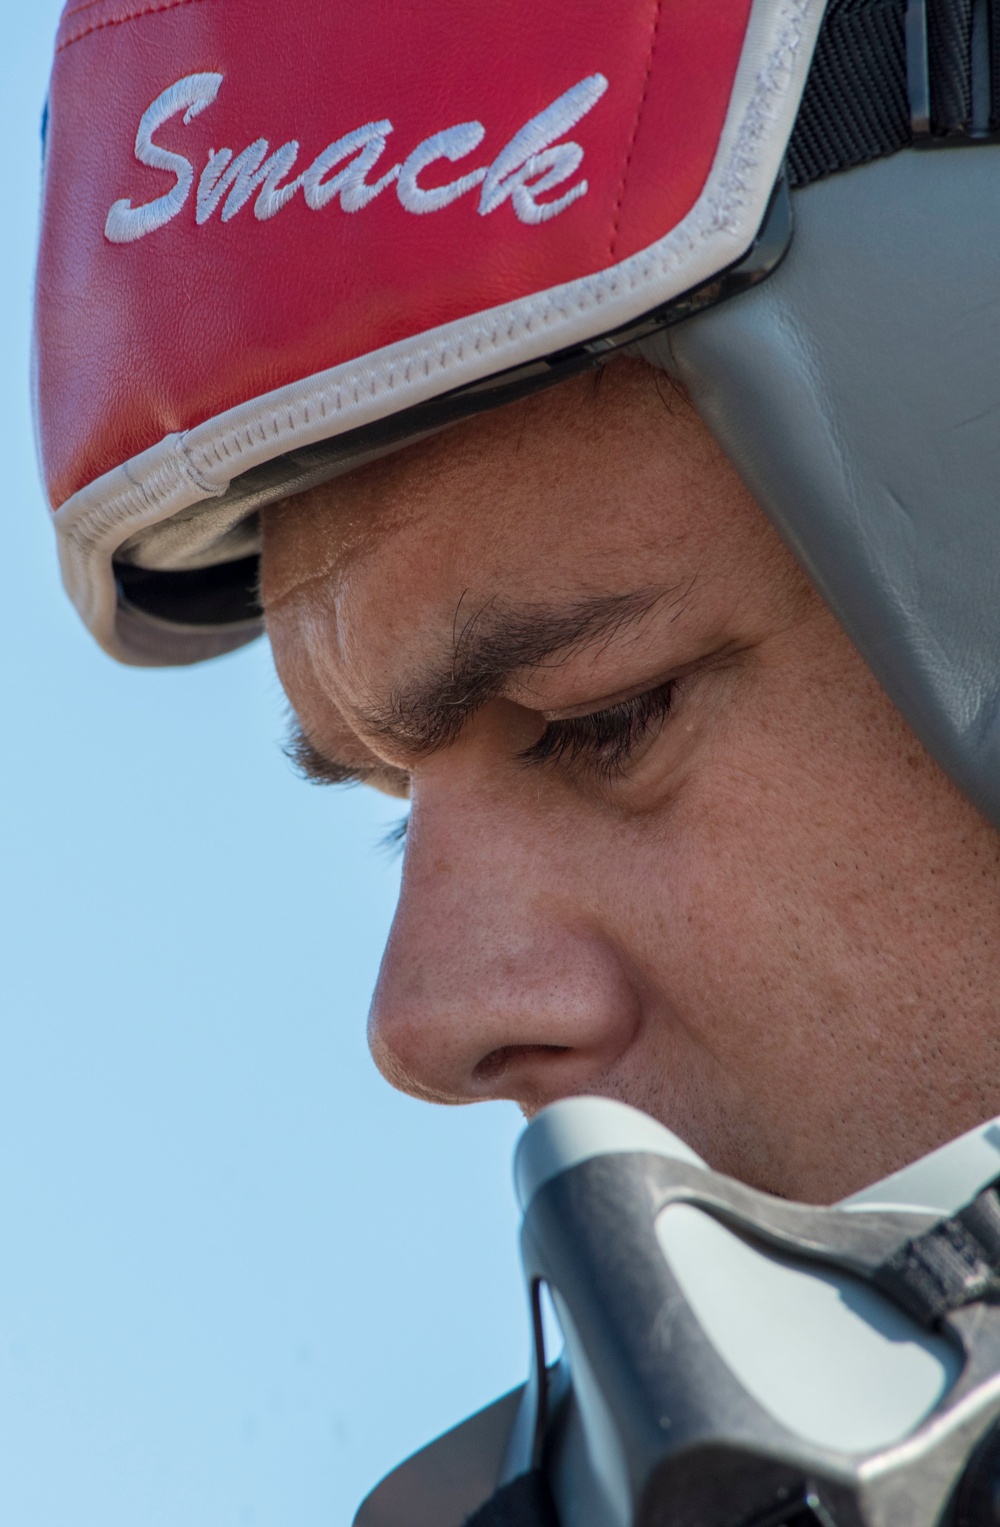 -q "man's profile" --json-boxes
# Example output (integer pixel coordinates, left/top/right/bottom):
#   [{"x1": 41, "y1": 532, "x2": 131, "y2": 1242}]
[
  {"x1": 33, "y1": 0, "x2": 1000, "y2": 1519},
  {"x1": 262, "y1": 356, "x2": 1000, "y2": 1204}
]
